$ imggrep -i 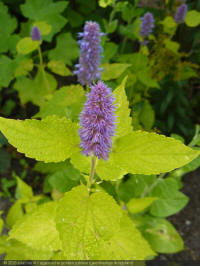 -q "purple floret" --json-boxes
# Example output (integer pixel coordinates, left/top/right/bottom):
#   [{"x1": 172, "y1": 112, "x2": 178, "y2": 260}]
[
  {"x1": 31, "y1": 26, "x2": 41, "y2": 41},
  {"x1": 174, "y1": 3, "x2": 187, "y2": 23},
  {"x1": 74, "y1": 21, "x2": 103, "y2": 86},
  {"x1": 79, "y1": 81, "x2": 116, "y2": 160},
  {"x1": 140, "y1": 12, "x2": 155, "y2": 38}
]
